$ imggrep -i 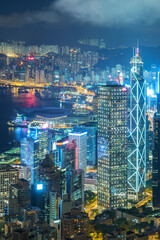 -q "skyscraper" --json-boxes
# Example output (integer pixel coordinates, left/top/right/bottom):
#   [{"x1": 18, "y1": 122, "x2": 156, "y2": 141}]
[
  {"x1": 97, "y1": 85, "x2": 128, "y2": 209},
  {"x1": 21, "y1": 129, "x2": 48, "y2": 184},
  {"x1": 128, "y1": 48, "x2": 146, "y2": 200},
  {"x1": 21, "y1": 137, "x2": 39, "y2": 184},
  {"x1": 73, "y1": 123, "x2": 97, "y2": 167},
  {"x1": 36, "y1": 154, "x2": 66, "y2": 223},
  {"x1": 152, "y1": 113, "x2": 160, "y2": 208},
  {"x1": 69, "y1": 132, "x2": 87, "y2": 173},
  {"x1": 9, "y1": 179, "x2": 31, "y2": 215},
  {"x1": 56, "y1": 140, "x2": 76, "y2": 170},
  {"x1": 0, "y1": 165, "x2": 19, "y2": 216},
  {"x1": 66, "y1": 169, "x2": 84, "y2": 210},
  {"x1": 157, "y1": 94, "x2": 160, "y2": 113}
]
